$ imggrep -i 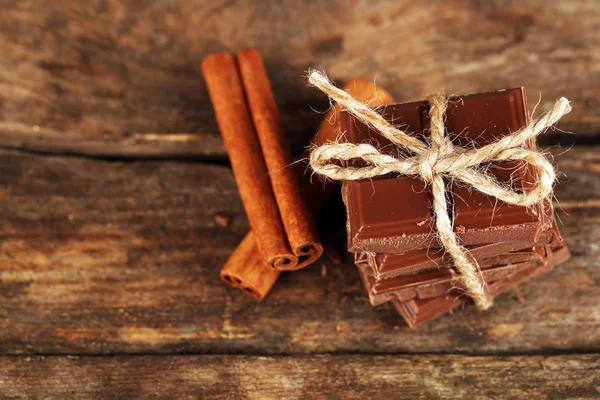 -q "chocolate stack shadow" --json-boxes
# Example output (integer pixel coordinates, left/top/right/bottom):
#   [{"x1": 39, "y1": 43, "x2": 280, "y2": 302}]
[{"x1": 340, "y1": 88, "x2": 571, "y2": 328}]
